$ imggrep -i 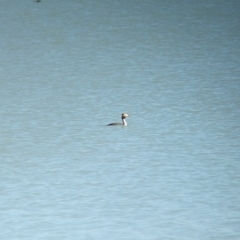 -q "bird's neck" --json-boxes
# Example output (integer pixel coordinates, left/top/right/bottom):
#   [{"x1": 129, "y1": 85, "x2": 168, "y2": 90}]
[{"x1": 122, "y1": 118, "x2": 127, "y2": 126}]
